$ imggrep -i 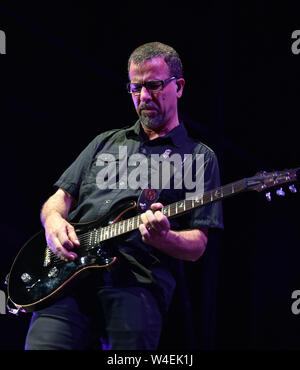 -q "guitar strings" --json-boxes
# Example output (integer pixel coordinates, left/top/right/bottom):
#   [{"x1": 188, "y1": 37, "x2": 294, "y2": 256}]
[
  {"x1": 47, "y1": 201, "x2": 205, "y2": 265},
  {"x1": 48, "y1": 199, "x2": 207, "y2": 265}
]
